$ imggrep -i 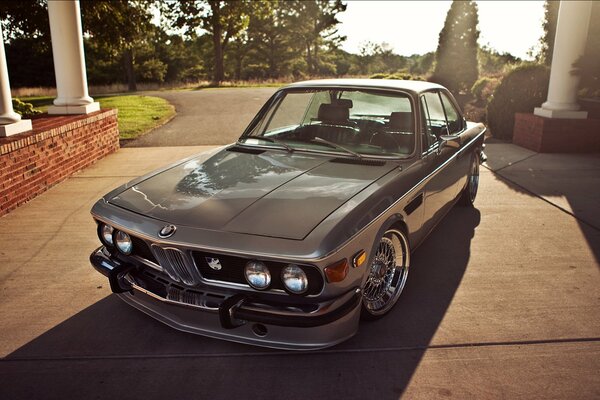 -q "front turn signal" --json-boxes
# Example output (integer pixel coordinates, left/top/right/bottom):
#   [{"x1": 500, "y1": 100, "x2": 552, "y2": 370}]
[
  {"x1": 324, "y1": 259, "x2": 349, "y2": 283},
  {"x1": 353, "y1": 250, "x2": 366, "y2": 268}
]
